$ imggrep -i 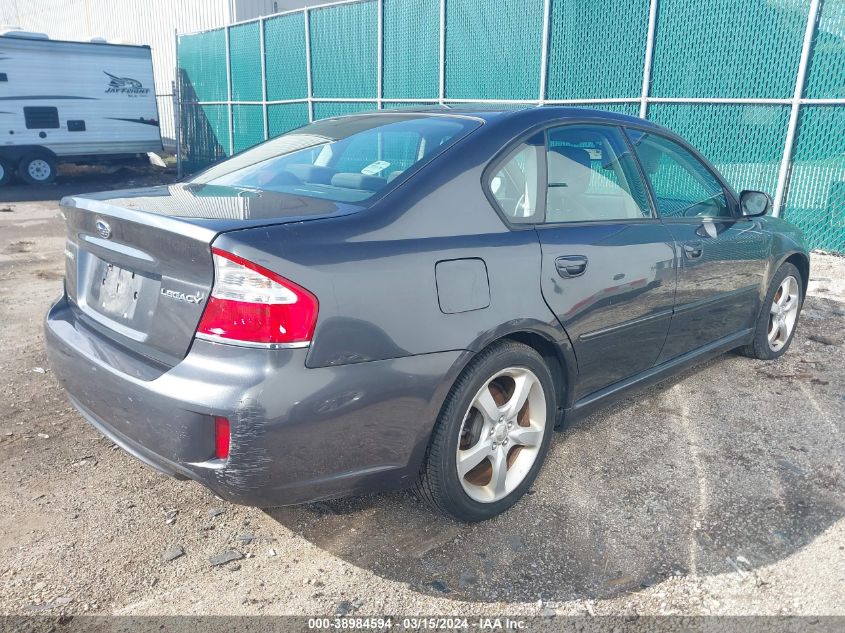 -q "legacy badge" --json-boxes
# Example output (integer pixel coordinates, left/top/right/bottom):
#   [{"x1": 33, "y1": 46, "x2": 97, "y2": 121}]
[{"x1": 160, "y1": 288, "x2": 205, "y2": 304}]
